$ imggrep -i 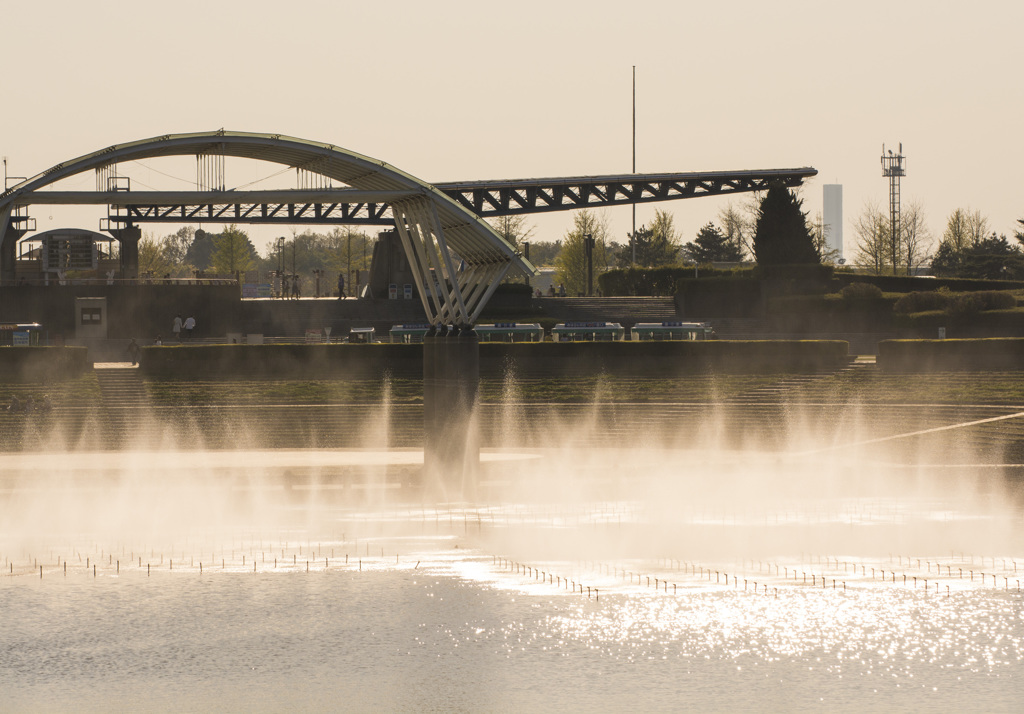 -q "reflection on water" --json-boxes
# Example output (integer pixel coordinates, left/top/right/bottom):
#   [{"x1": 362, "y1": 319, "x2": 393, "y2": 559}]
[
  {"x1": 1, "y1": 447, "x2": 1023, "y2": 712},
  {"x1": 1, "y1": 538, "x2": 1022, "y2": 713}
]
